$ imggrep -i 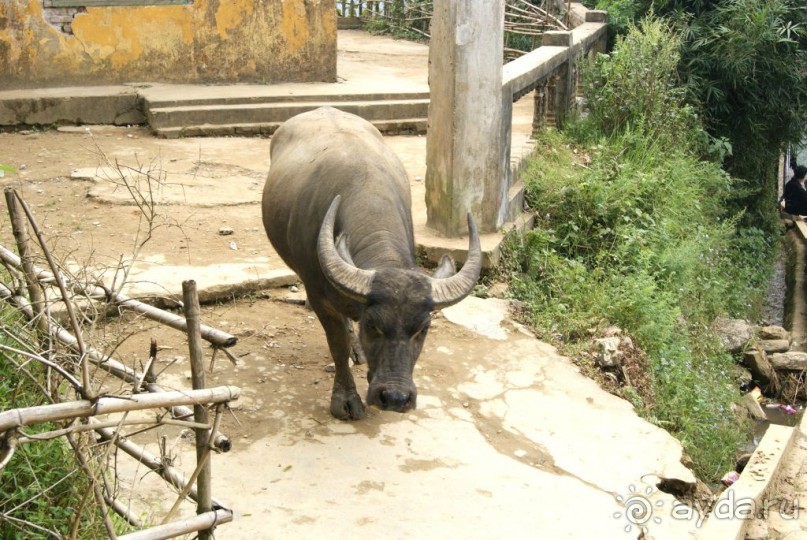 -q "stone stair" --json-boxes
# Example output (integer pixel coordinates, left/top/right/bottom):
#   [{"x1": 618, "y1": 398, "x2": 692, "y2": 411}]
[{"x1": 145, "y1": 92, "x2": 430, "y2": 139}]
